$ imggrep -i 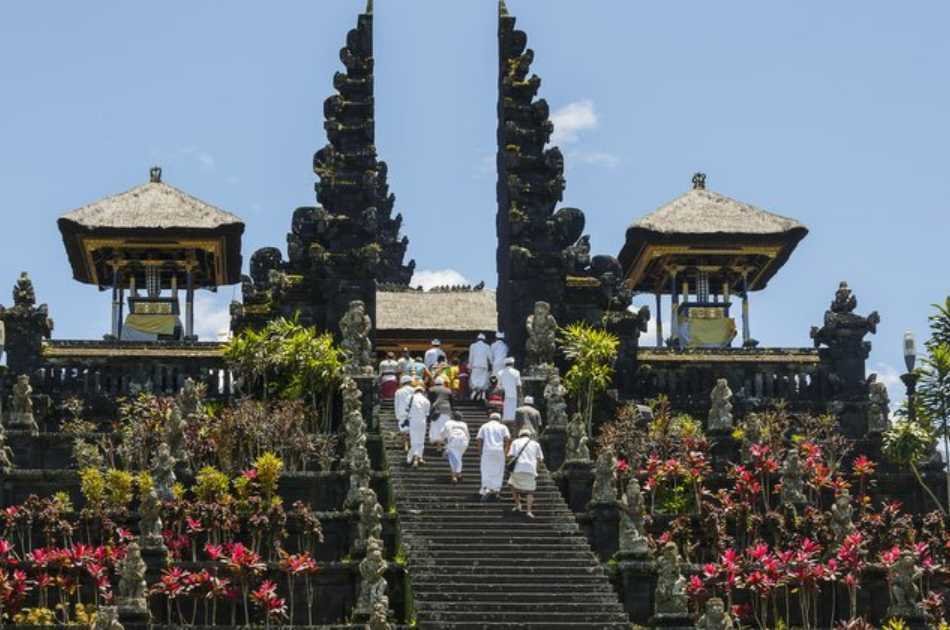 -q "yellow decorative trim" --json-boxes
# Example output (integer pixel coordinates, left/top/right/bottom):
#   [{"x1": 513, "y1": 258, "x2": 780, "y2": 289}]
[
  {"x1": 637, "y1": 349, "x2": 820, "y2": 364},
  {"x1": 566, "y1": 276, "x2": 602, "y2": 288},
  {"x1": 42, "y1": 343, "x2": 225, "y2": 360},
  {"x1": 623, "y1": 243, "x2": 783, "y2": 291},
  {"x1": 79, "y1": 236, "x2": 226, "y2": 286}
]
